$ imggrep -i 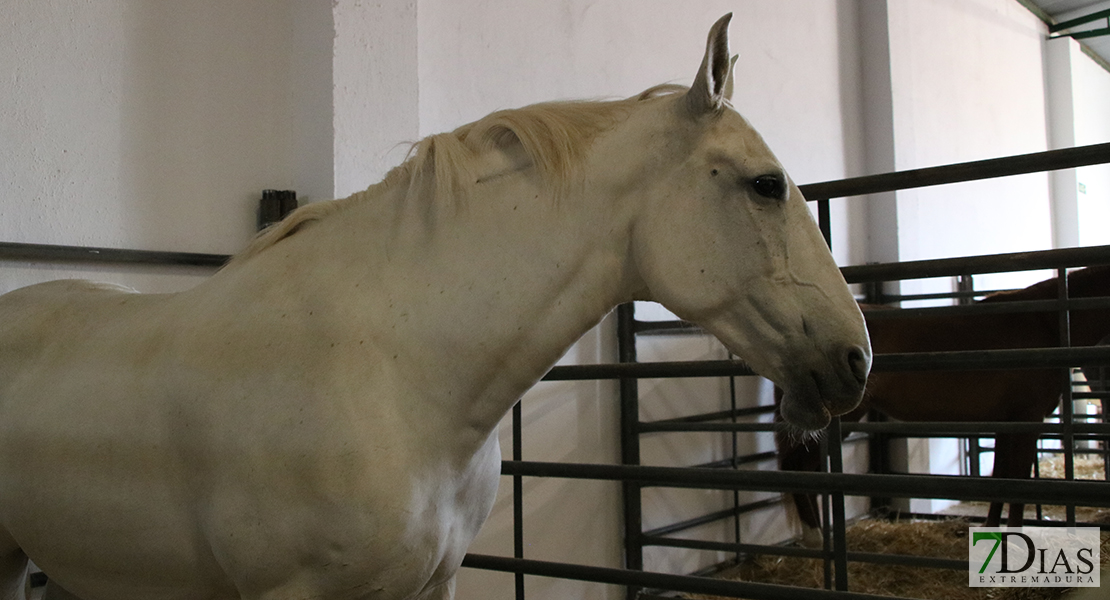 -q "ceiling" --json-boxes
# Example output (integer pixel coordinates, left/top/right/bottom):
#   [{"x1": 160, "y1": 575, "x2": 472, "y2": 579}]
[{"x1": 1025, "y1": 0, "x2": 1110, "y2": 67}]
